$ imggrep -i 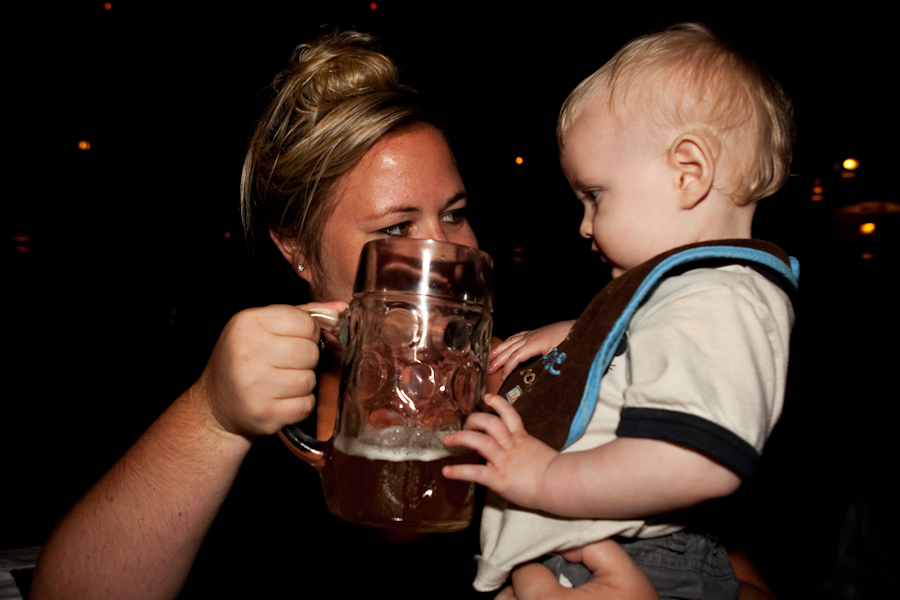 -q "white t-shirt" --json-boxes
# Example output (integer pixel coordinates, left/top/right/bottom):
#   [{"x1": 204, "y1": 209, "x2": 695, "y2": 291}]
[{"x1": 473, "y1": 265, "x2": 795, "y2": 592}]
